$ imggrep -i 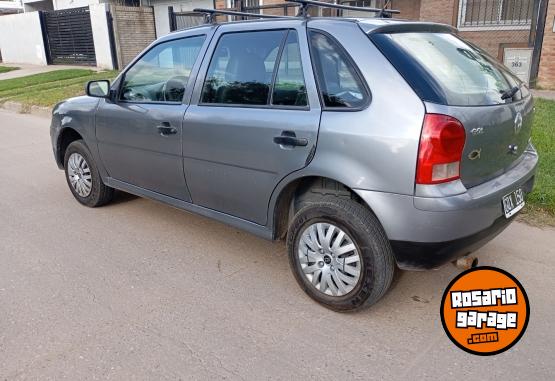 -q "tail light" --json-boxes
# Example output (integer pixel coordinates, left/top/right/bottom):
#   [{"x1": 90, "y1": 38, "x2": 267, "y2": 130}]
[{"x1": 416, "y1": 114, "x2": 466, "y2": 185}]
